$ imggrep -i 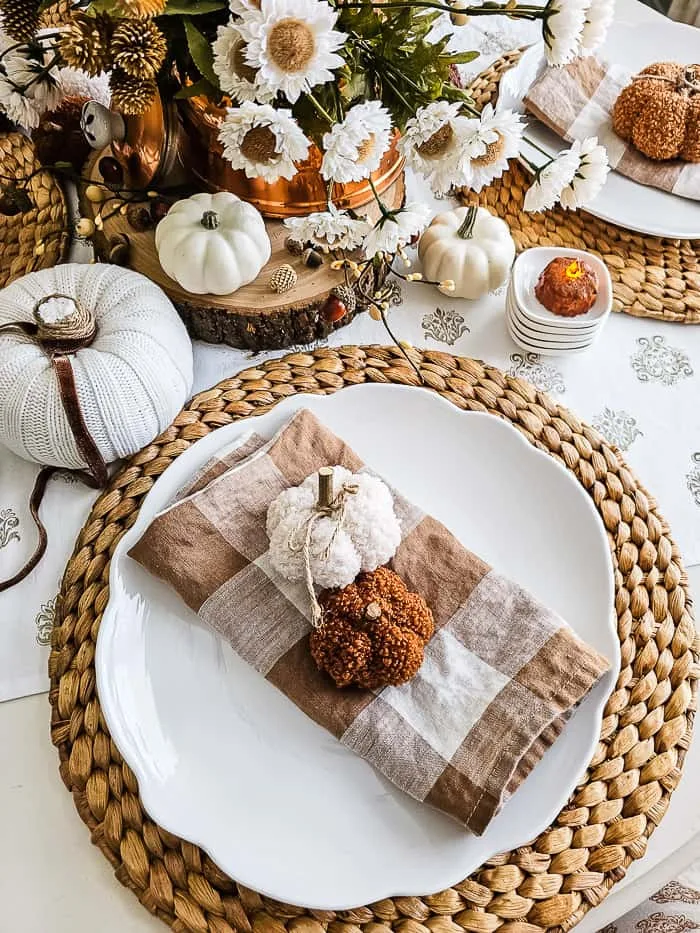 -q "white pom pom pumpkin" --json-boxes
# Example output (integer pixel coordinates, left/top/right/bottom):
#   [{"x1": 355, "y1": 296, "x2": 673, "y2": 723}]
[
  {"x1": 266, "y1": 467, "x2": 401, "y2": 591},
  {"x1": 155, "y1": 191, "x2": 271, "y2": 296},
  {"x1": 418, "y1": 205, "x2": 515, "y2": 299},
  {"x1": 0, "y1": 264, "x2": 193, "y2": 470}
]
